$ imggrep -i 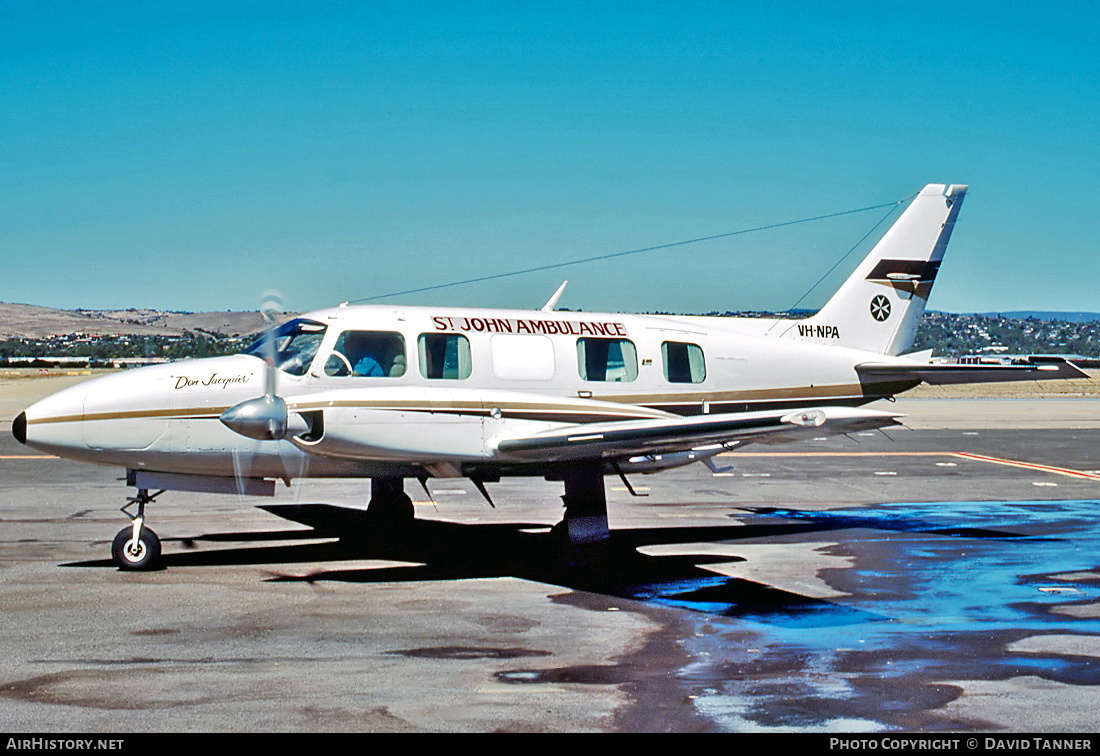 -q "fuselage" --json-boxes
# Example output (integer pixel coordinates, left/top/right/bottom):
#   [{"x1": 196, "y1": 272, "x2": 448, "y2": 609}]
[{"x1": 16, "y1": 304, "x2": 916, "y2": 479}]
